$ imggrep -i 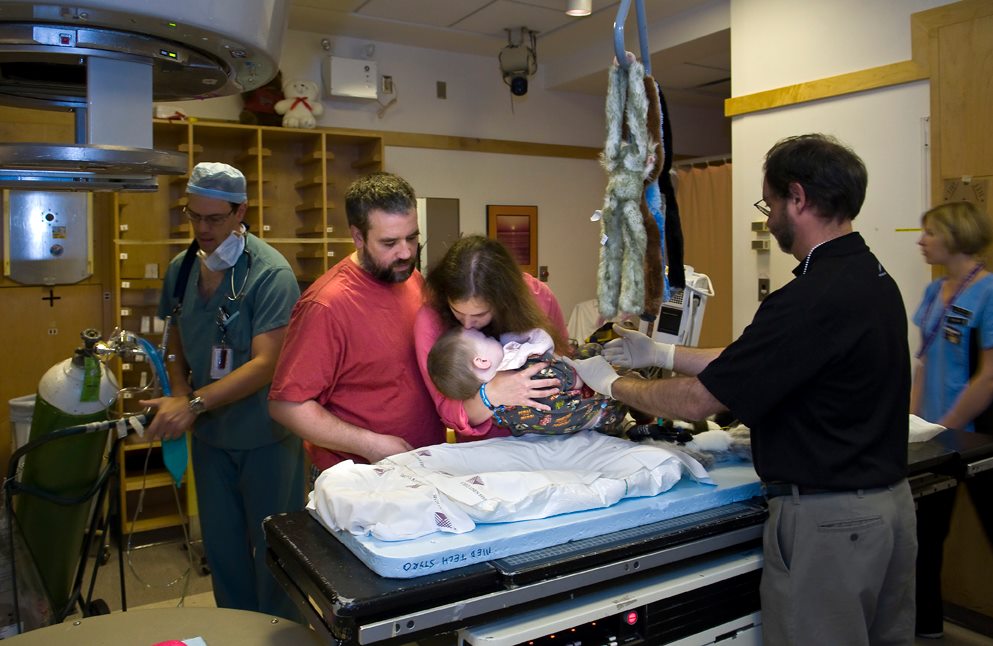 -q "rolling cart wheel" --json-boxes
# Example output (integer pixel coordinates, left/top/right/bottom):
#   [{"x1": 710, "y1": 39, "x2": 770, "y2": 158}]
[
  {"x1": 99, "y1": 545, "x2": 111, "y2": 565},
  {"x1": 199, "y1": 557, "x2": 211, "y2": 576},
  {"x1": 87, "y1": 599, "x2": 111, "y2": 616}
]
